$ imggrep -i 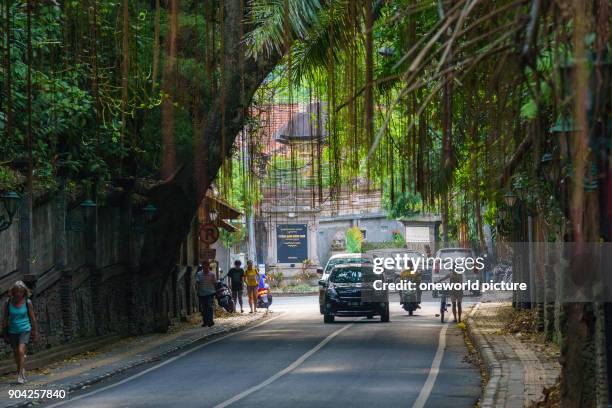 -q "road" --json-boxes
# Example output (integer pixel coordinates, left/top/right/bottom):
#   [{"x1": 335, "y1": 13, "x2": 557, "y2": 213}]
[{"x1": 47, "y1": 295, "x2": 481, "y2": 408}]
